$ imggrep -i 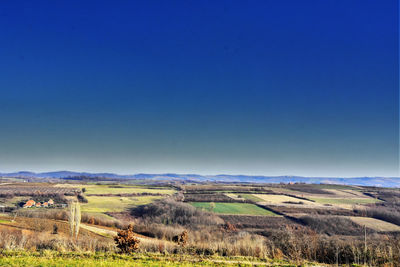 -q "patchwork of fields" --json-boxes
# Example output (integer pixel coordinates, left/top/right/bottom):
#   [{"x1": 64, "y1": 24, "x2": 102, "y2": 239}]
[
  {"x1": 222, "y1": 187, "x2": 383, "y2": 211},
  {"x1": 182, "y1": 183, "x2": 400, "y2": 235},
  {"x1": 0, "y1": 181, "x2": 398, "y2": 266}
]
